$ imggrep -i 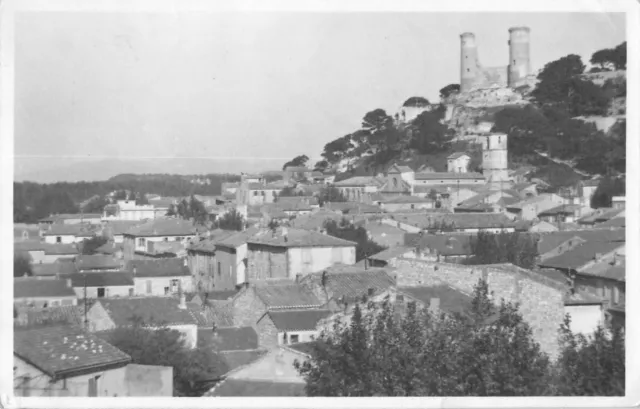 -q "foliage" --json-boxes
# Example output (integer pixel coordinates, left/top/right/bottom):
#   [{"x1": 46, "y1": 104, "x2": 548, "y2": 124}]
[
  {"x1": 278, "y1": 186, "x2": 303, "y2": 198},
  {"x1": 268, "y1": 219, "x2": 280, "y2": 230},
  {"x1": 317, "y1": 185, "x2": 347, "y2": 207},
  {"x1": 283, "y1": 155, "x2": 310, "y2": 171},
  {"x1": 214, "y1": 208, "x2": 245, "y2": 231},
  {"x1": 468, "y1": 231, "x2": 539, "y2": 270},
  {"x1": 314, "y1": 160, "x2": 330, "y2": 172},
  {"x1": 81, "y1": 236, "x2": 109, "y2": 255},
  {"x1": 321, "y1": 135, "x2": 355, "y2": 163},
  {"x1": 409, "y1": 106, "x2": 453, "y2": 154},
  {"x1": 107, "y1": 321, "x2": 229, "y2": 396},
  {"x1": 590, "y1": 42, "x2": 626, "y2": 71},
  {"x1": 439, "y1": 83, "x2": 461, "y2": 99},
  {"x1": 113, "y1": 190, "x2": 128, "y2": 200},
  {"x1": 403, "y1": 96, "x2": 430, "y2": 107},
  {"x1": 82, "y1": 196, "x2": 110, "y2": 213},
  {"x1": 170, "y1": 196, "x2": 209, "y2": 224},
  {"x1": 14, "y1": 253, "x2": 33, "y2": 277},
  {"x1": 323, "y1": 218, "x2": 386, "y2": 261},
  {"x1": 590, "y1": 176, "x2": 625, "y2": 208},
  {"x1": 552, "y1": 316, "x2": 625, "y2": 395},
  {"x1": 295, "y1": 279, "x2": 550, "y2": 396}
]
